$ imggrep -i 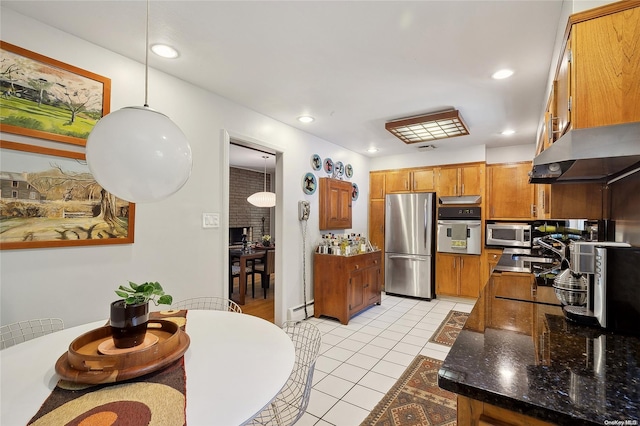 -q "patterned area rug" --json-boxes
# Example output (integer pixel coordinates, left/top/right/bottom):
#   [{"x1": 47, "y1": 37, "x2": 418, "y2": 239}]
[
  {"x1": 428, "y1": 311, "x2": 469, "y2": 347},
  {"x1": 361, "y1": 355, "x2": 457, "y2": 426}
]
